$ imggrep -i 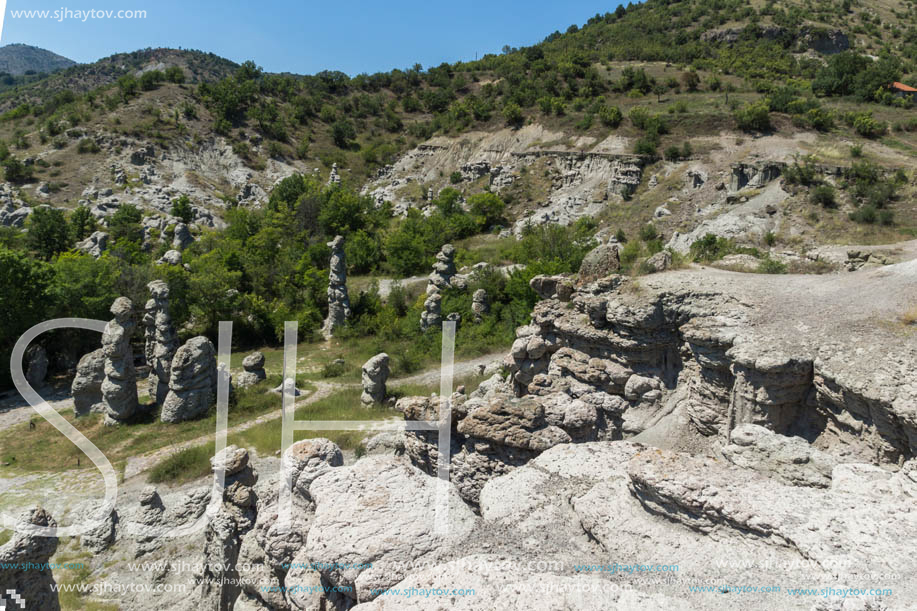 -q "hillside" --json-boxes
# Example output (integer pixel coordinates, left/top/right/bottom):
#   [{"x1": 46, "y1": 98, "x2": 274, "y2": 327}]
[
  {"x1": 0, "y1": 0, "x2": 915, "y2": 384},
  {"x1": 0, "y1": 43, "x2": 75, "y2": 75}
]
